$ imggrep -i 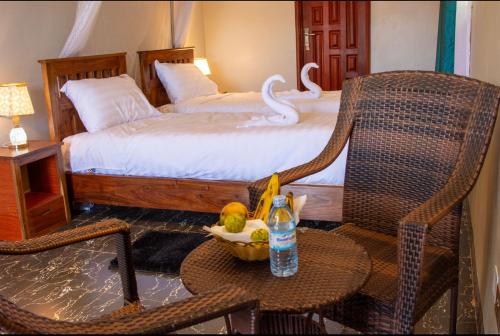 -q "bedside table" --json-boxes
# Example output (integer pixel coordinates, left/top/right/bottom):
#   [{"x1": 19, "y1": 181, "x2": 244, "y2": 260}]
[{"x1": 0, "y1": 140, "x2": 70, "y2": 240}]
